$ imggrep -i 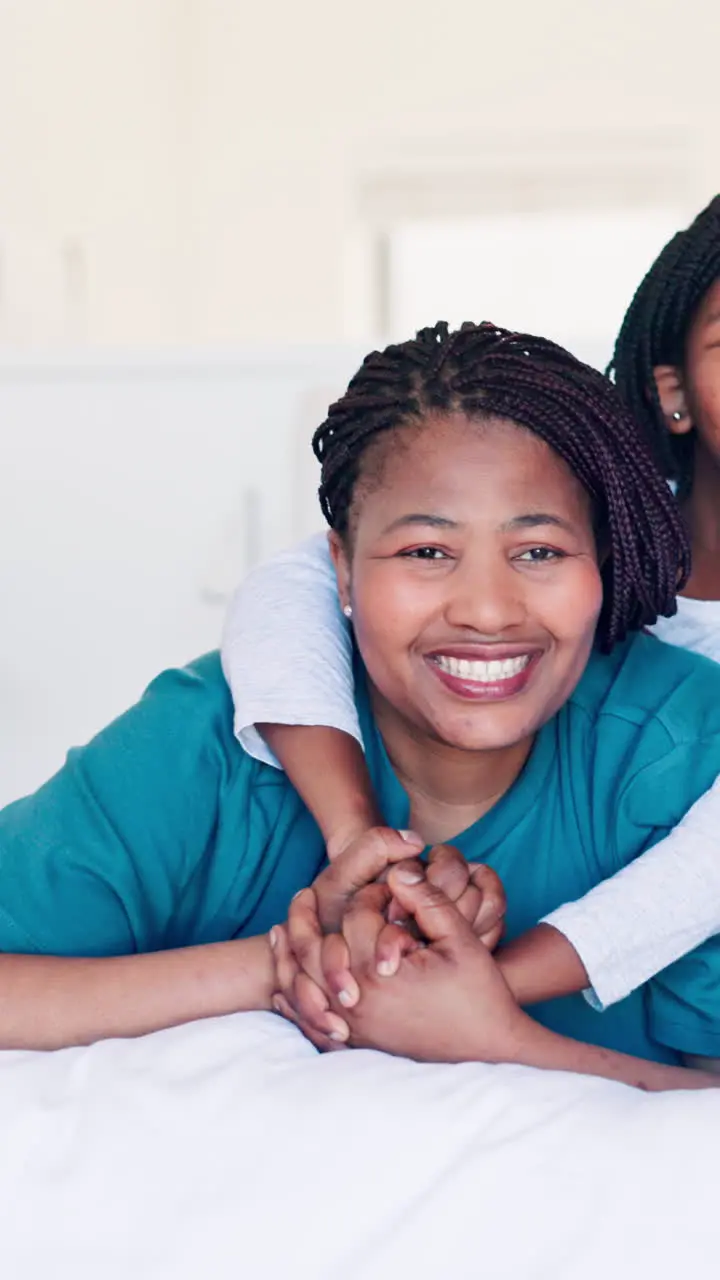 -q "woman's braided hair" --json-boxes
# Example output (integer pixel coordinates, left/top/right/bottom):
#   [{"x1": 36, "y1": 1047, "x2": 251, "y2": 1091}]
[
  {"x1": 608, "y1": 196, "x2": 720, "y2": 496},
  {"x1": 313, "y1": 321, "x2": 689, "y2": 651}
]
